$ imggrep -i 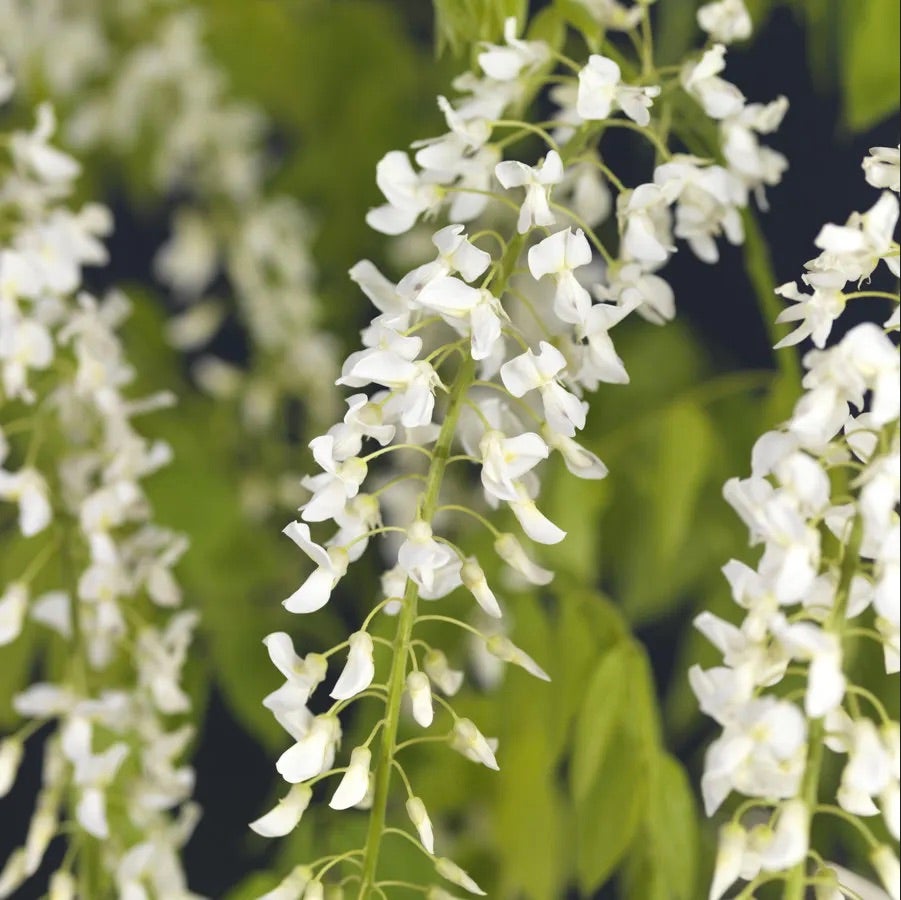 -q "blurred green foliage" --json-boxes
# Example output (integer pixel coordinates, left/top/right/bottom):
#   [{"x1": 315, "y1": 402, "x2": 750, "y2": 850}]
[{"x1": 2, "y1": 1, "x2": 898, "y2": 897}]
